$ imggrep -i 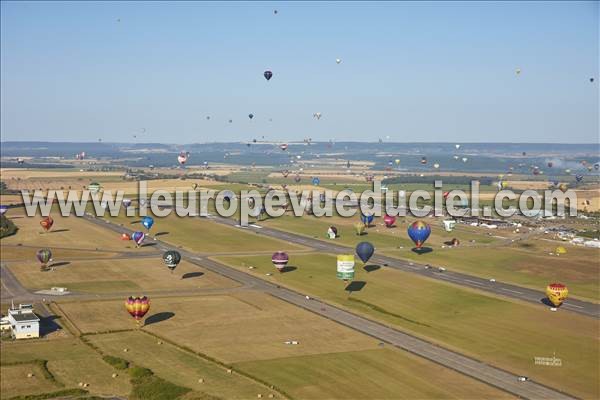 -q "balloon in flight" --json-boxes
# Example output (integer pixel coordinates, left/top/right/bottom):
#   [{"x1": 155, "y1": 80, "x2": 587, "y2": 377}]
[
  {"x1": 355, "y1": 242, "x2": 375, "y2": 264},
  {"x1": 36, "y1": 248, "x2": 52, "y2": 270},
  {"x1": 131, "y1": 231, "x2": 145, "y2": 247},
  {"x1": 125, "y1": 296, "x2": 150, "y2": 323},
  {"x1": 383, "y1": 214, "x2": 396, "y2": 227},
  {"x1": 407, "y1": 220, "x2": 431, "y2": 249},
  {"x1": 40, "y1": 216, "x2": 54, "y2": 232},
  {"x1": 545, "y1": 283, "x2": 568, "y2": 307},
  {"x1": 272, "y1": 251, "x2": 289, "y2": 272},
  {"x1": 264, "y1": 70, "x2": 273, "y2": 81},
  {"x1": 141, "y1": 216, "x2": 154, "y2": 231},
  {"x1": 162, "y1": 250, "x2": 181, "y2": 272}
]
